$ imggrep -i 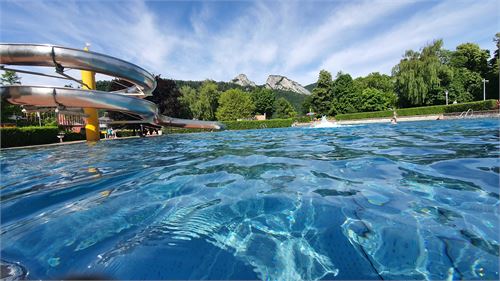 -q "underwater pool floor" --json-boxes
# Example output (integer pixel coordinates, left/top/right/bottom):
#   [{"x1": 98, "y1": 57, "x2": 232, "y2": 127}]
[{"x1": 1, "y1": 118, "x2": 499, "y2": 280}]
